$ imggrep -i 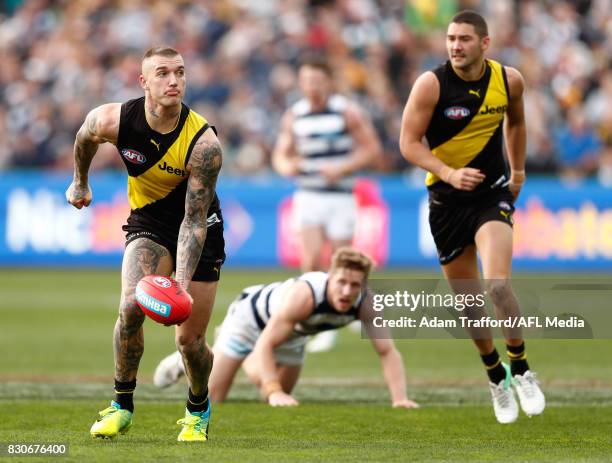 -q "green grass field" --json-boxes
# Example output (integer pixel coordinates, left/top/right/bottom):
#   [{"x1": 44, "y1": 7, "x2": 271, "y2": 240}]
[{"x1": 1, "y1": 269, "x2": 611, "y2": 462}]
